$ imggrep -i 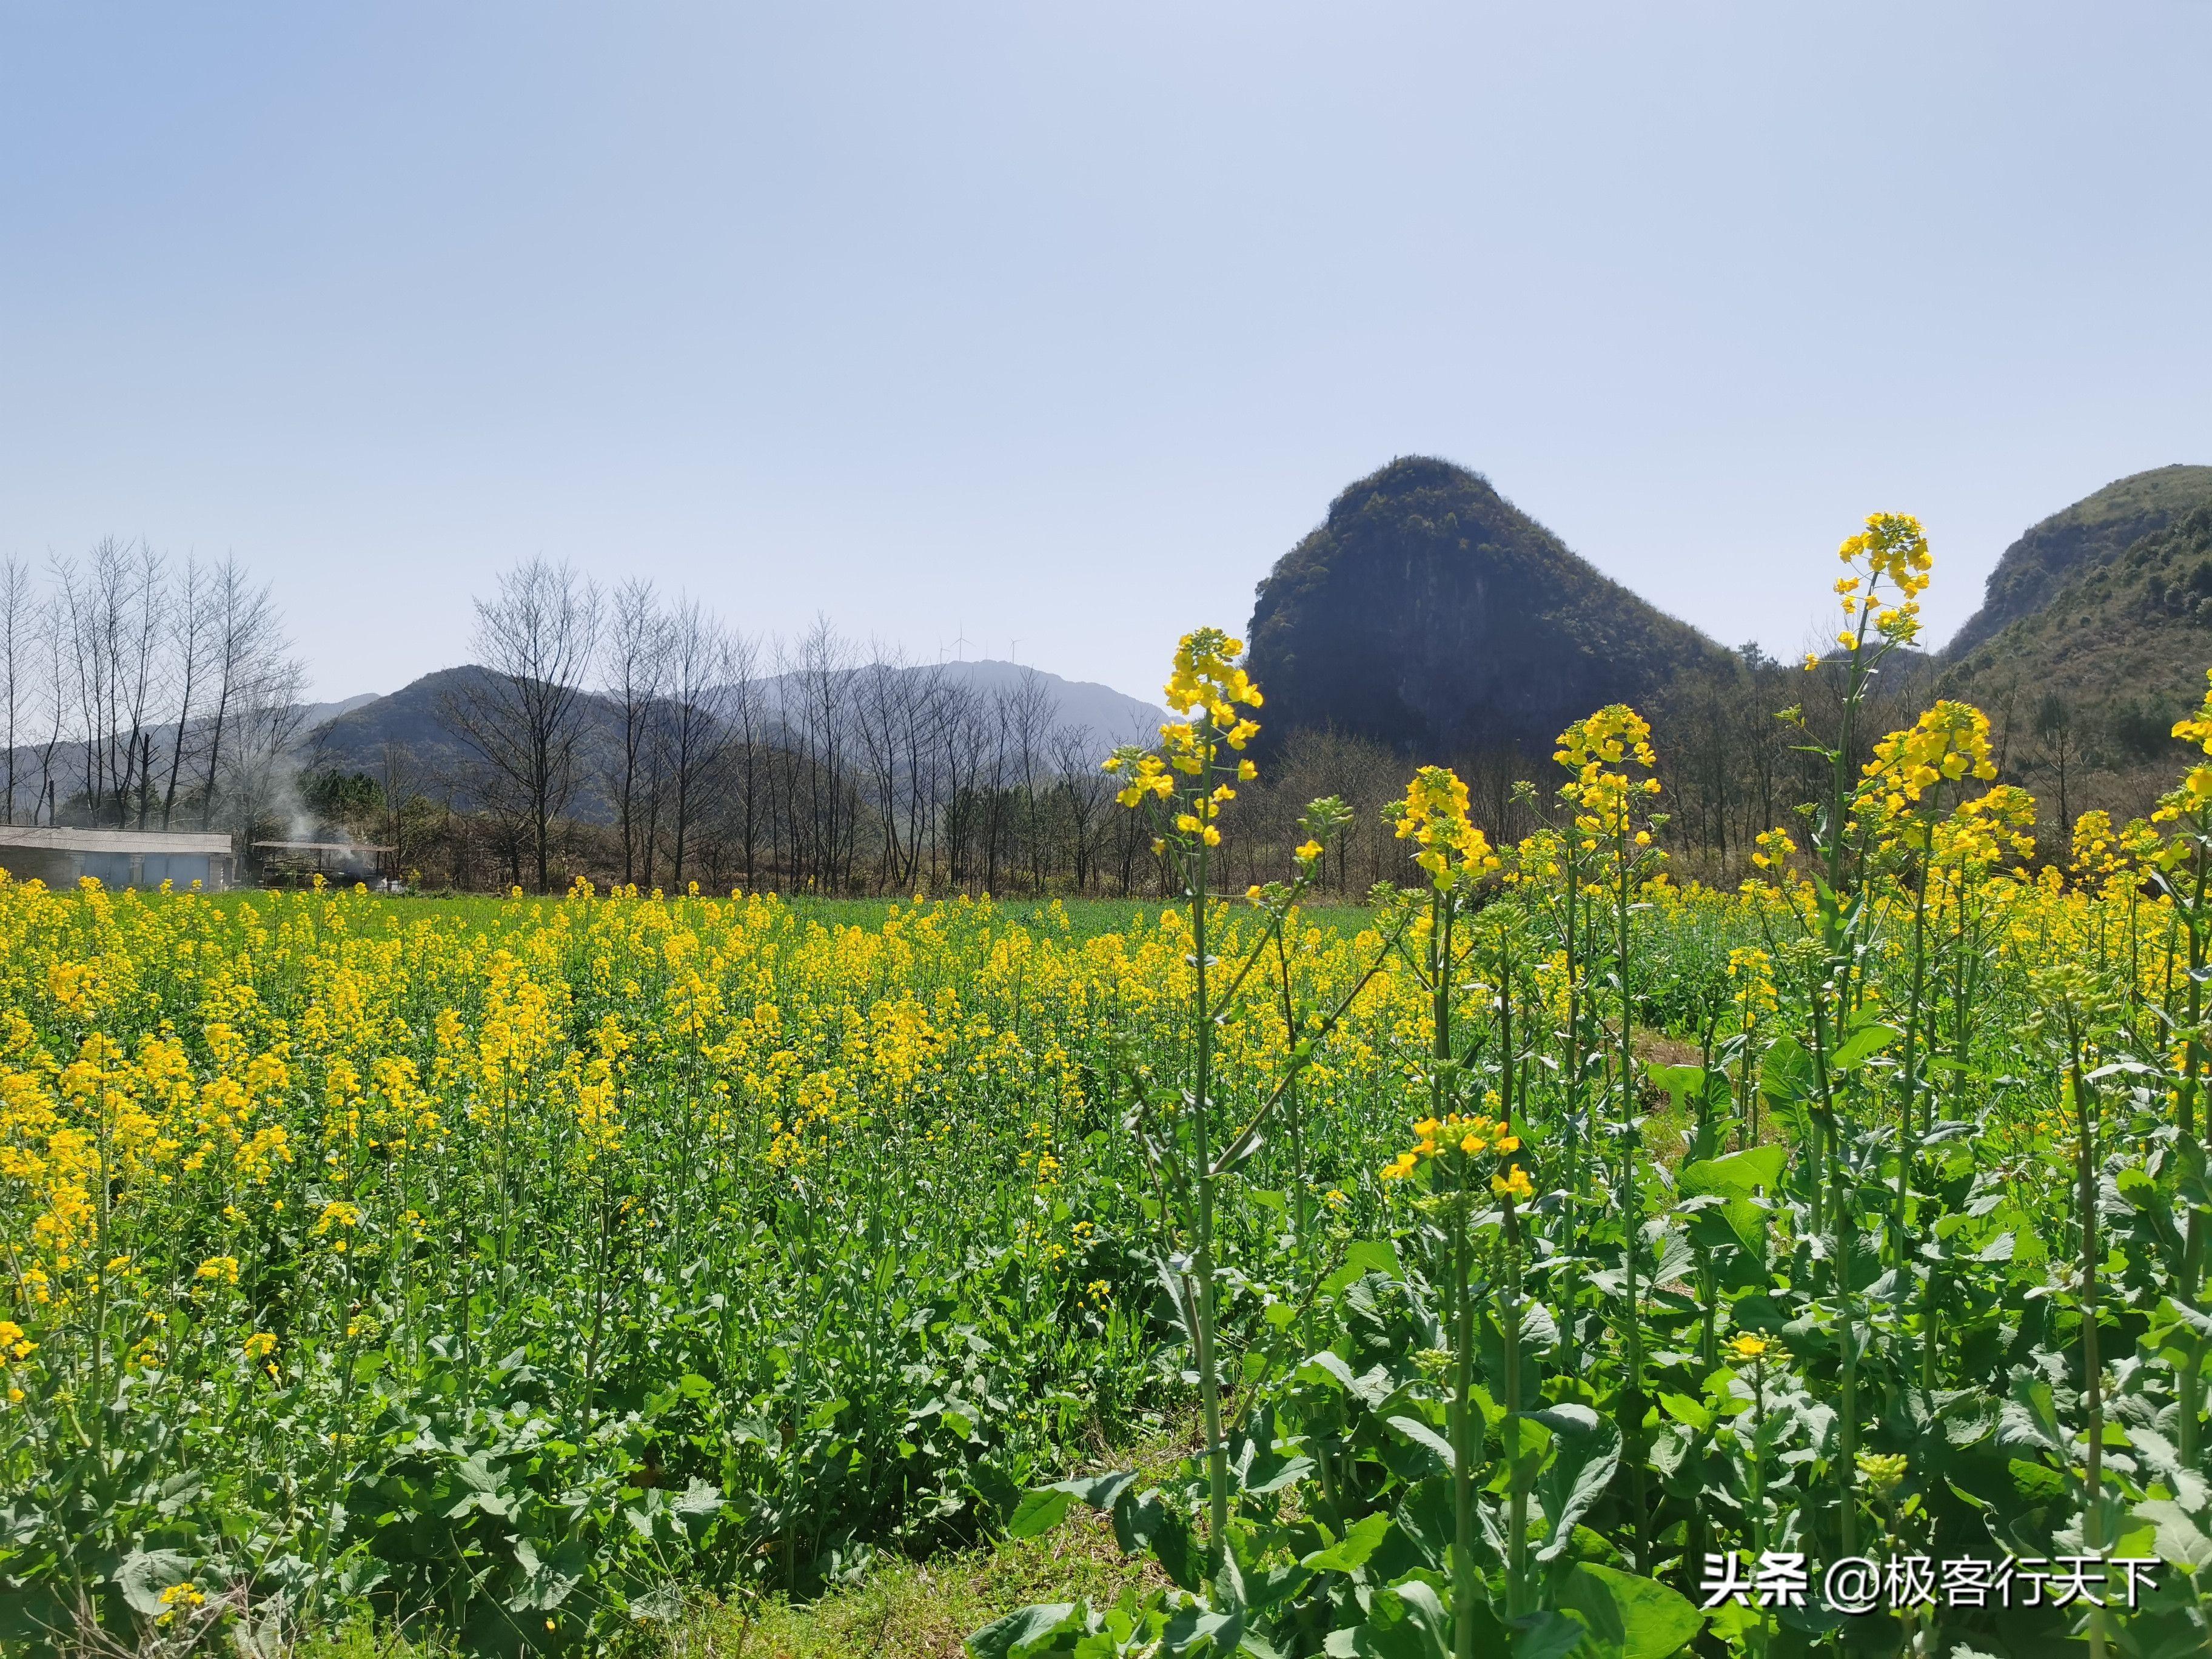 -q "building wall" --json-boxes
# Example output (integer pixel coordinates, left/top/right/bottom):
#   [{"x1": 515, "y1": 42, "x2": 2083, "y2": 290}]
[
  {"x1": 0, "y1": 848, "x2": 227, "y2": 891},
  {"x1": 0, "y1": 848, "x2": 77, "y2": 887}
]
